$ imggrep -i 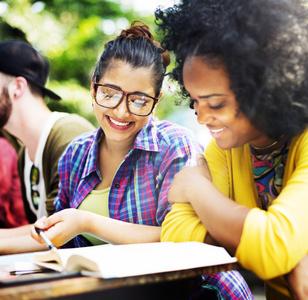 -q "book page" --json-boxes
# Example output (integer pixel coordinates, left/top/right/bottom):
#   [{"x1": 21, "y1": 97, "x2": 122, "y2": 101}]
[
  {"x1": 33, "y1": 246, "x2": 96, "y2": 272},
  {"x1": 60, "y1": 242, "x2": 236, "y2": 278}
]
